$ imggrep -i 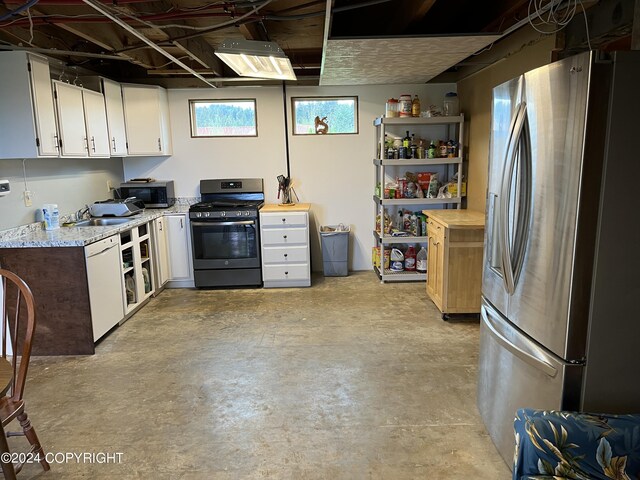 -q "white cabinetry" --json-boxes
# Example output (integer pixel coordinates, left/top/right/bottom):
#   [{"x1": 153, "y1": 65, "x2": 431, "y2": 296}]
[
  {"x1": 373, "y1": 115, "x2": 464, "y2": 283},
  {"x1": 82, "y1": 89, "x2": 110, "y2": 157},
  {"x1": 260, "y1": 204, "x2": 311, "y2": 288},
  {"x1": 53, "y1": 80, "x2": 110, "y2": 158},
  {"x1": 122, "y1": 84, "x2": 172, "y2": 155},
  {"x1": 53, "y1": 81, "x2": 87, "y2": 157},
  {"x1": 152, "y1": 216, "x2": 170, "y2": 291},
  {"x1": 165, "y1": 213, "x2": 194, "y2": 287},
  {"x1": 120, "y1": 222, "x2": 155, "y2": 317},
  {"x1": 0, "y1": 51, "x2": 59, "y2": 158},
  {"x1": 85, "y1": 235, "x2": 124, "y2": 341},
  {"x1": 100, "y1": 78, "x2": 128, "y2": 156}
]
